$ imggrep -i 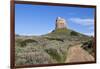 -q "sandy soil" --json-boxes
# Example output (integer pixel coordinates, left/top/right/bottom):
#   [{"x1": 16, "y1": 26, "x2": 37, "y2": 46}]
[{"x1": 65, "y1": 44, "x2": 94, "y2": 63}]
